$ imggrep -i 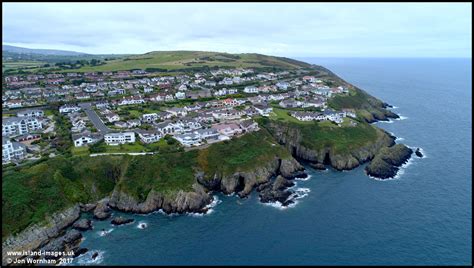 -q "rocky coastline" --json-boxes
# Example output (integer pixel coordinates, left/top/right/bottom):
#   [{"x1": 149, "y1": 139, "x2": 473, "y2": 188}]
[
  {"x1": 365, "y1": 144, "x2": 414, "y2": 179},
  {"x1": 2, "y1": 111, "x2": 413, "y2": 266},
  {"x1": 262, "y1": 120, "x2": 397, "y2": 171}
]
